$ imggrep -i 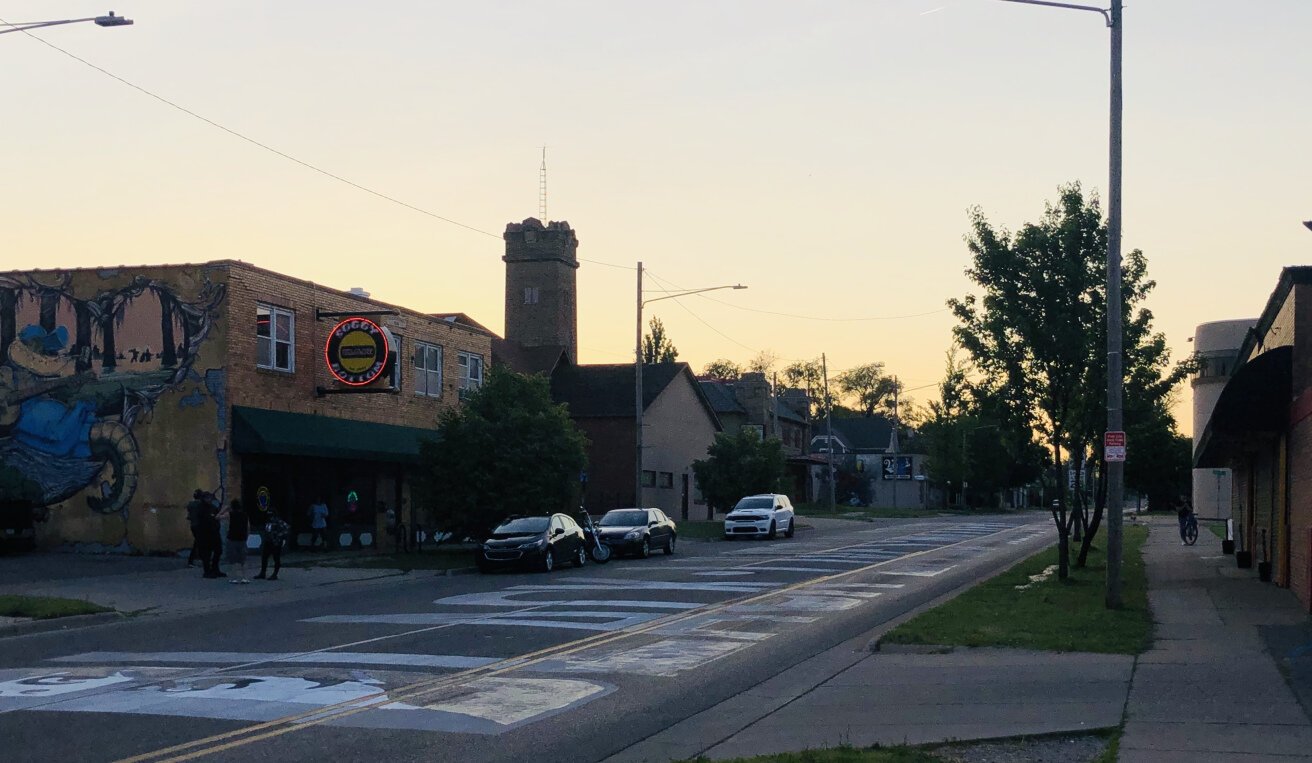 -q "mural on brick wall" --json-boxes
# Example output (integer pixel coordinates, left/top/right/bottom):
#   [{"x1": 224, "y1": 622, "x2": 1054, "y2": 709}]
[{"x1": 0, "y1": 272, "x2": 226, "y2": 519}]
